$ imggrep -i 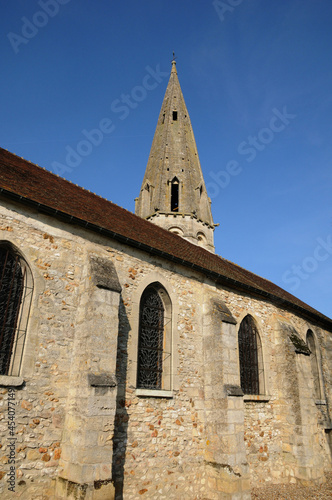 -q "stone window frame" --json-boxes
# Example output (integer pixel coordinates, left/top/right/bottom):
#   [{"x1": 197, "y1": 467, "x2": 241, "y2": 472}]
[
  {"x1": 128, "y1": 273, "x2": 179, "y2": 398},
  {"x1": 136, "y1": 284, "x2": 170, "y2": 391},
  {"x1": 196, "y1": 231, "x2": 207, "y2": 246},
  {"x1": 236, "y1": 313, "x2": 268, "y2": 400},
  {"x1": 170, "y1": 177, "x2": 180, "y2": 212},
  {"x1": 0, "y1": 241, "x2": 36, "y2": 387},
  {"x1": 306, "y1": 329, "x2": 326, "y2": 404},
  {"x1": 169, "y1": 226, "x2": 184, "y2": 236}
]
